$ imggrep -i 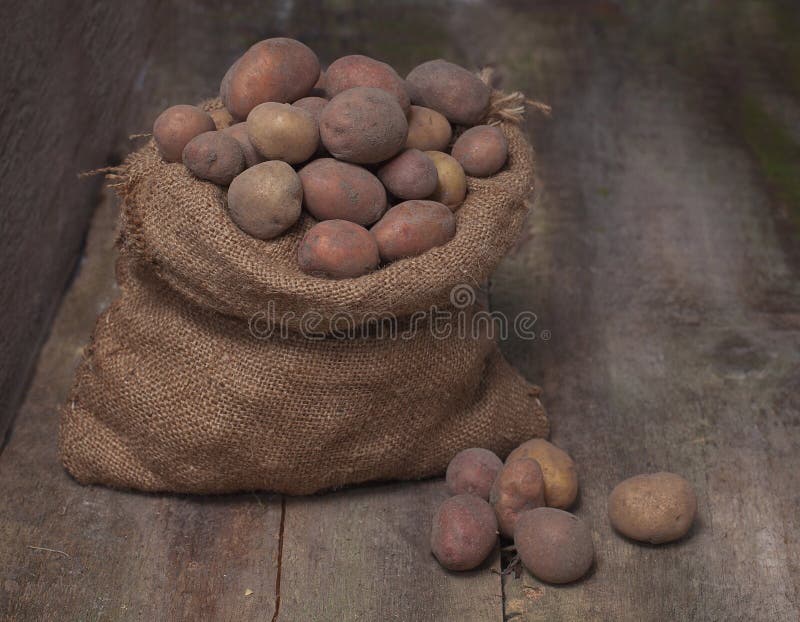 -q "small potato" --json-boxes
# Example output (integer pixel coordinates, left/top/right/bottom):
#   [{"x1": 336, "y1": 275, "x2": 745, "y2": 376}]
[
  {"x1": 608, "y1": 472, "x2": 697, "y2": 544},
  {"x1": 425, "y1": 151, "x2": 467, "y2": 210},
  {"x1": 406, "y1": 59, "x2": 490, "y2": 126},
  {"x1": 506, "y1": 439, "x2": 578, "y2": 510},
  {"x1": 182, "y1": 131, "x2": 245, "y2": 185},
  {"x1": 451, "y1": 125, "x2": 508, "y2": 177},
  {"x1": 220, "y1": 37, "x2": 320, "y2": 119},
  {"x1": 153, "y1": 104, "x2": 215, "y2": 162},
  {"x1": 377, "y1": 149, "x2": 438, "y2": 200},
  {"x1": 489, "y1": 458, "x2": 545, "y2": 538},
  {"x1": 431, "y1": 494, "x2": 498, "y2": 571},
  {"x1": 324, "y1": 54, "x2": 410, "y2": 112},
  {"x1": 514, "y1": 508, "x2": 594, "y2": 584},
  {"x1": 370, "y1": 200, "x2": 456, "y2": 262},
  {"x1": 227, "y1": 161, "x2": 302, "y2": 239},
  {"x1": 297, "y1": 220, "x2": 380, "y2": 279},
  {"x1": 445, "y1": 448, "x2": 503, "y2": 500},
  {"x1": 298, "y1": 159, "x2": 386, "y2": 225},
  {"x1": 222, "y1": 122, "x2": 264, "y2": 168},
  {"x1": 210, "y1": 107, "x2": 235, "y2": 130},
  {"x1": 405, "y1": 106, "x2": 452, "y2": 152},
  {"x1": 247, "y1": 102, "x2": 319, "y2": 164},
  {"x1": 320, "y1": 87, "x2": 408, "y2": 164}
]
